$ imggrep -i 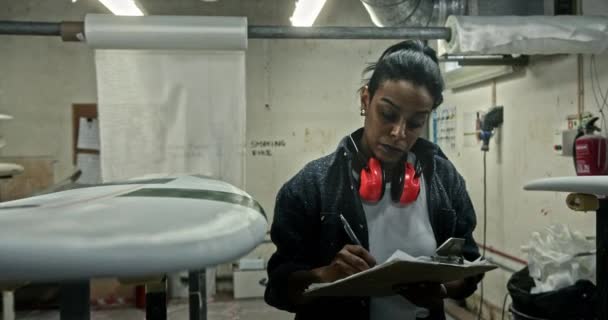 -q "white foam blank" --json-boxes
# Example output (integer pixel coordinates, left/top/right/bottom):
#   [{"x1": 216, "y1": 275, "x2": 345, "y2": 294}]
[
  {"x1": 0, "y1": 176, "x2": 267, "y2": 282},
  {"x1": 524, "y1": 176, "x2": 608, "y2": 195},
  {"x1": 85, "y1": 14, "x2": 247, "y2": 51}
]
